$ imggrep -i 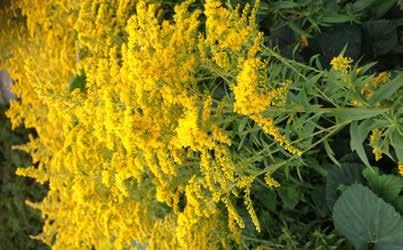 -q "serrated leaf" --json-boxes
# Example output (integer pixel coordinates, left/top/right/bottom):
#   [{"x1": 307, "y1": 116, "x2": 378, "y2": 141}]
[
  {"x1": 333, "y1": 184, "x2": 403, "y2": 250},
  {"x1": 363, "y1": 167, "x2": 403, "y2": 213},
  {"x1": 326, "y1": 163, "x2": 365, "y2": 209}
]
